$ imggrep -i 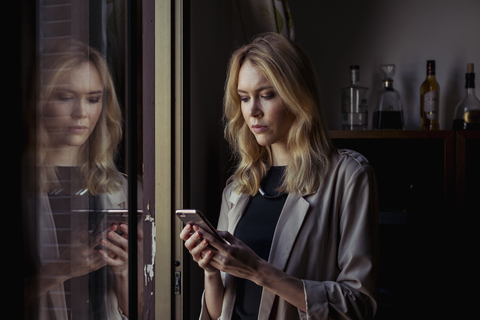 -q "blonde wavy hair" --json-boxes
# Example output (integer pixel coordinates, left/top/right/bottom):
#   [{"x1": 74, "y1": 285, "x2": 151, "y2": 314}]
[
  {"x1": 224, "y1": 32, "x2": 334, "y2": 196},
  {"x1": 38, "y1": 39, "x2": 123, "y2": 195}
]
